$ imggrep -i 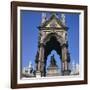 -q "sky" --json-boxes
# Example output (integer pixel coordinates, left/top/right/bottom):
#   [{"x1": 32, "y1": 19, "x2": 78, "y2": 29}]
[{"x1": 21, "y1": 10, "x2": 79, "y2": 70}]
